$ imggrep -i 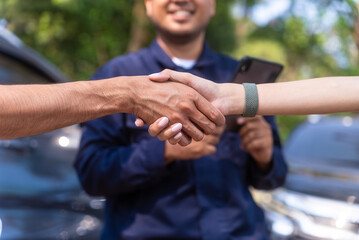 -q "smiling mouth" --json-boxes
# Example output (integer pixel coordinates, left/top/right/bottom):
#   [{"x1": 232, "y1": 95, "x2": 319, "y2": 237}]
[{"x1": 172, "y1": 10, "x2": 192, "y2": 17}]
